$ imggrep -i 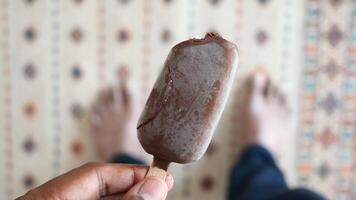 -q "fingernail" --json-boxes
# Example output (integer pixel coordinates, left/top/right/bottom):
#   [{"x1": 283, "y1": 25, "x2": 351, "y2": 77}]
[{"x1": 138, "y1": 177, "x2": 167, "y2": 200}]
